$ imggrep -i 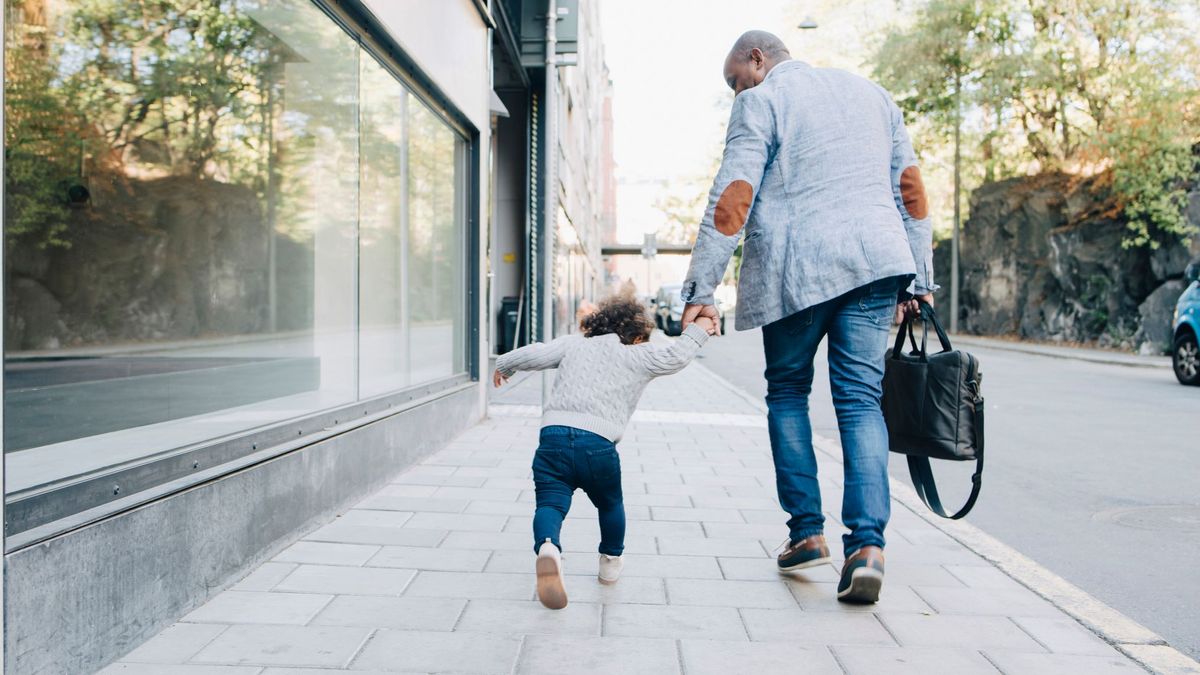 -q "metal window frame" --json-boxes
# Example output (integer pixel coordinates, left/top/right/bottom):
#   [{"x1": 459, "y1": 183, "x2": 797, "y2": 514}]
[{"x1": 3, "y1": 0, "x2": 484, "y2": 551}]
